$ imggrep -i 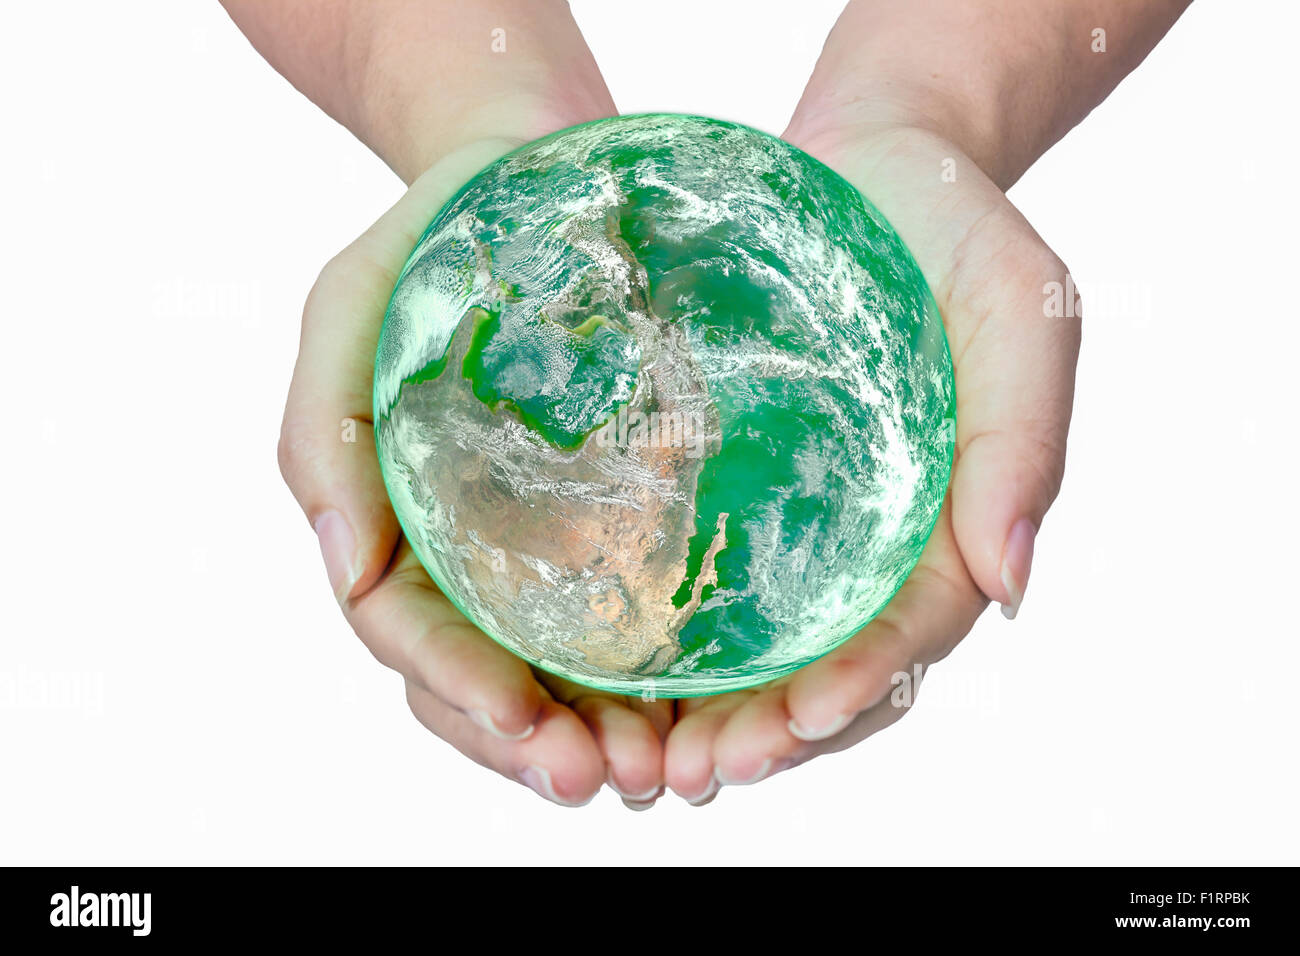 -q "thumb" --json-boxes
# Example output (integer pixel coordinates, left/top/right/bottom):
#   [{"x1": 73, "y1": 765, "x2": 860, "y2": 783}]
[
  {"x1": 279, "y1": 141, "x2": 519, "y2": 602},
  {"x1": 277, "y1": 241, "x2": 402, "y2": 603},
  {"x1": 945, "y1": 205, "x2": 1082, "y2": 619}
]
